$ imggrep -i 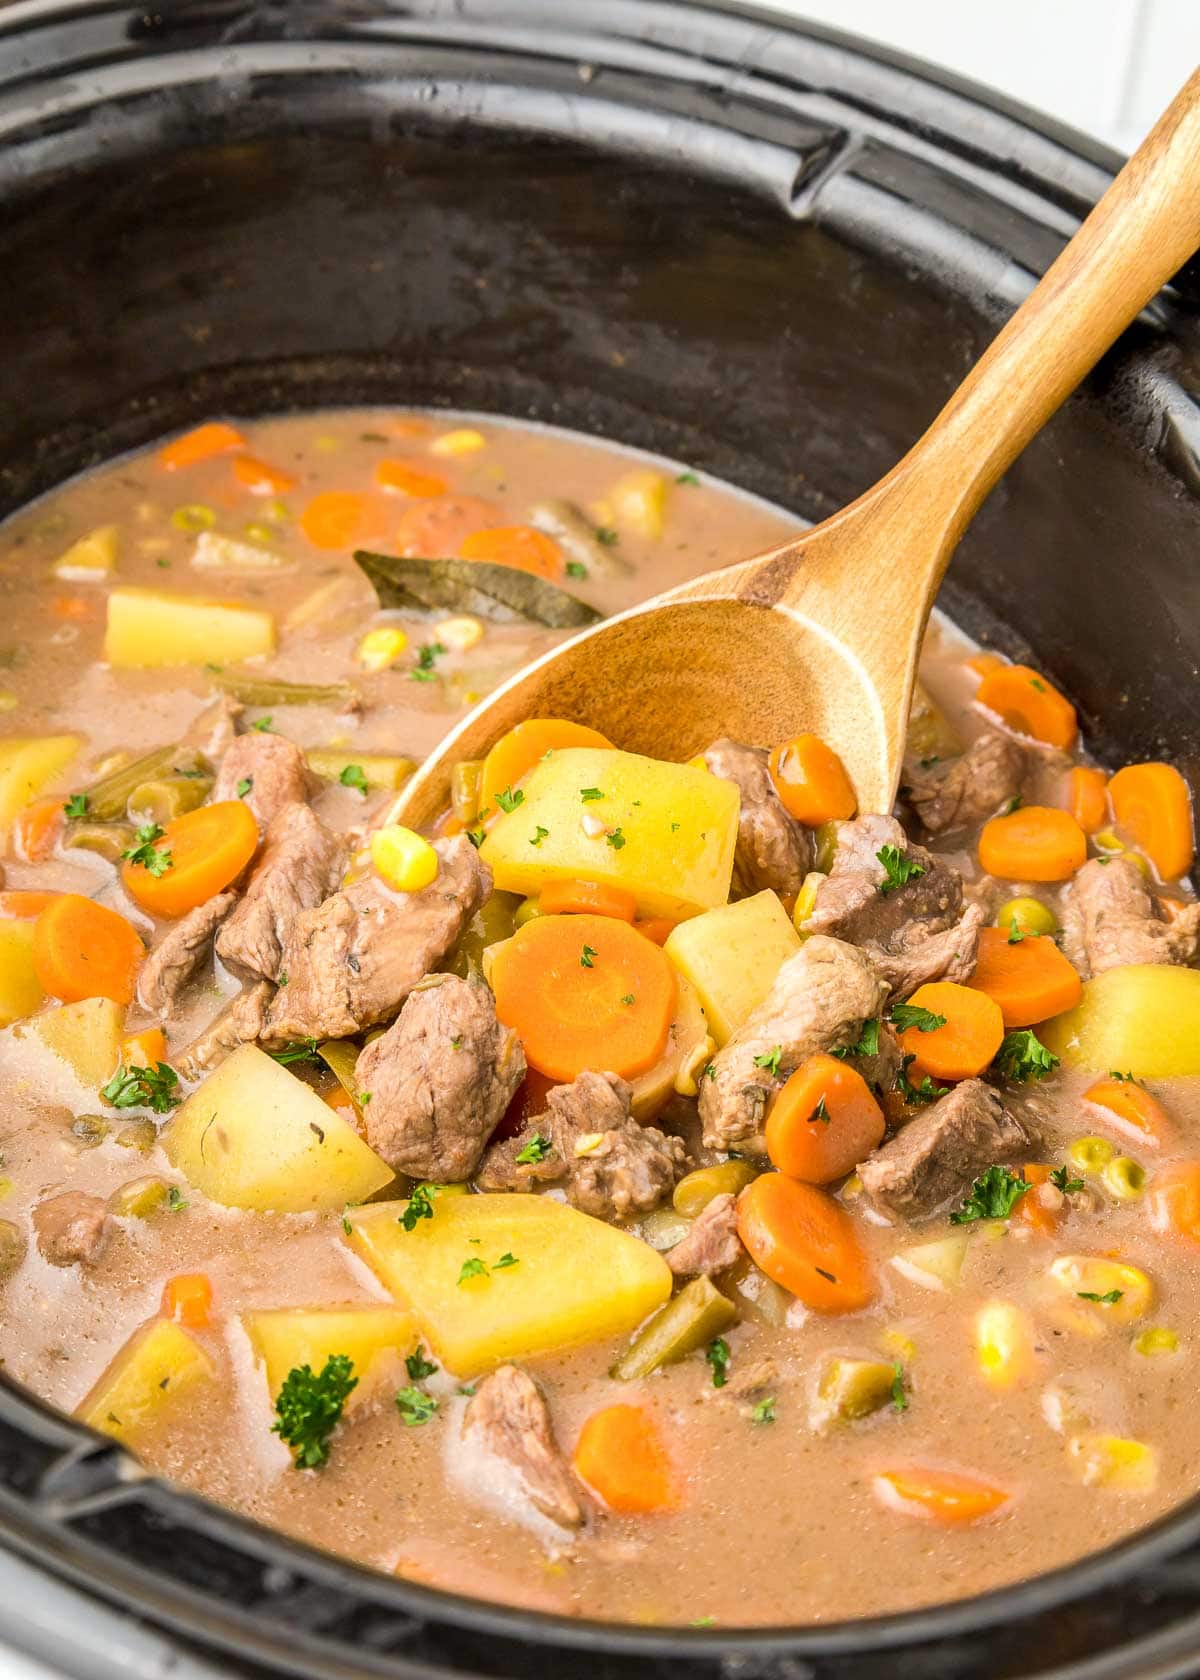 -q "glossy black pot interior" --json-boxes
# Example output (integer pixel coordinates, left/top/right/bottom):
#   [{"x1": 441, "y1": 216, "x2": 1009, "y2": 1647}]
[{"x1": 2, "y1": 3, "x2": 1200, "y2": 1676}]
